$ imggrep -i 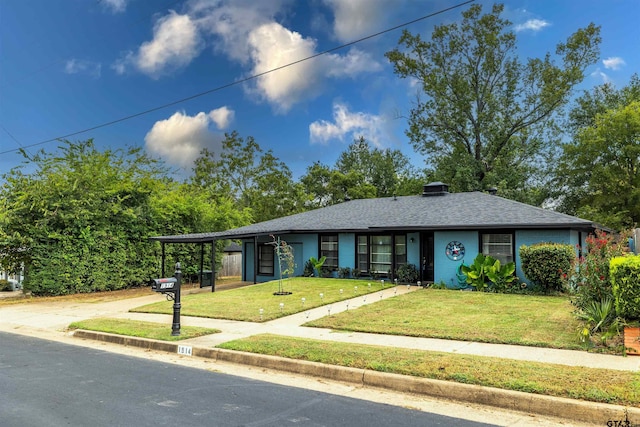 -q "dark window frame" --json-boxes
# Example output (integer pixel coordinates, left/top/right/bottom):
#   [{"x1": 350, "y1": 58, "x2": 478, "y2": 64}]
[
  {"x1": 319, "y1": 234, "x2": 339, "y2": 271},
  {"x1": 355, "y1": 233, "x2": 407, "y2": 278},
  {"x1": 258, "y1": 244, "x2": 274, "y2": 275}
]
